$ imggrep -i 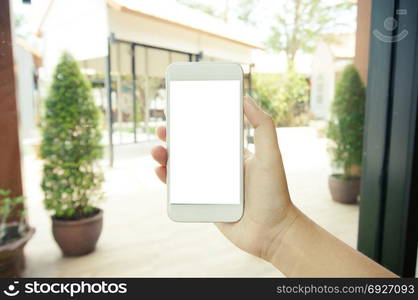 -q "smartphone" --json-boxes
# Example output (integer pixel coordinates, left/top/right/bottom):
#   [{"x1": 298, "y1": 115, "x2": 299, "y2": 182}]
[{"x1": 166, "y1": 62, "x2": 244, "y2": 222}]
